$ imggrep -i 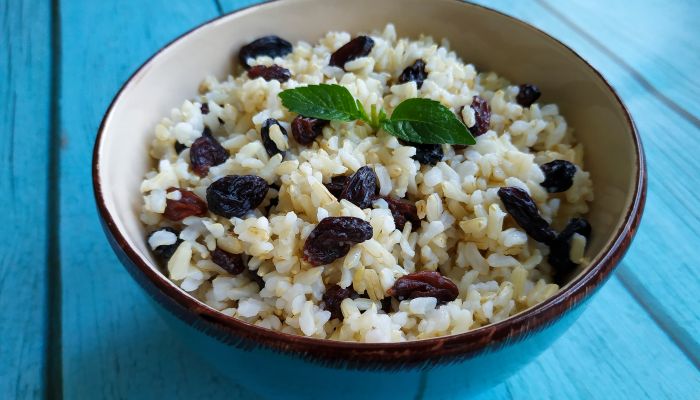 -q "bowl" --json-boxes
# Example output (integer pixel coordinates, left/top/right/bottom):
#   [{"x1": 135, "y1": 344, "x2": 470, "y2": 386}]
[{"x1": 92, "y1": 0, "x2": 646, "y2": 398}]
